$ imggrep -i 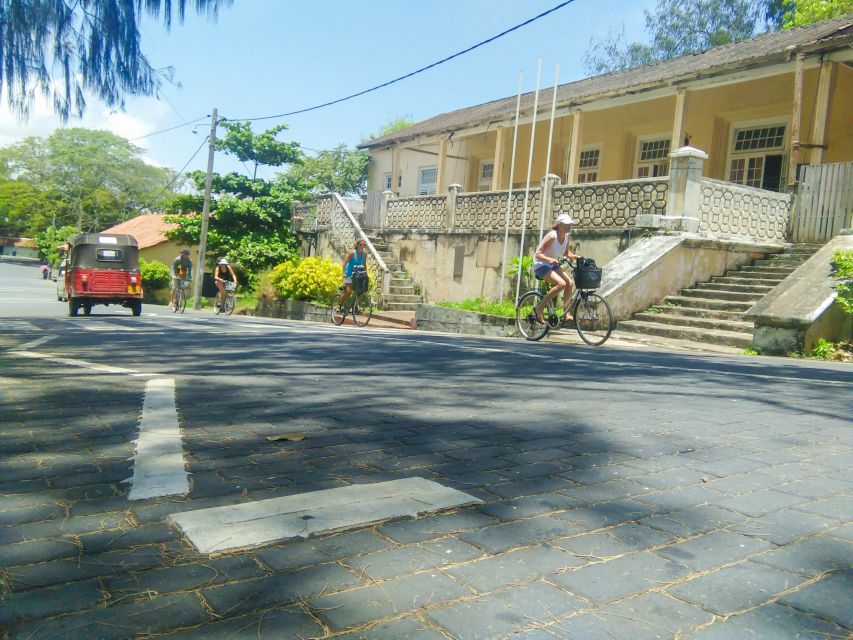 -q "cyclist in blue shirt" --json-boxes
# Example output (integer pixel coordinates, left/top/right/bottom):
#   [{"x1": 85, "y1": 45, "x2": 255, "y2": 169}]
[{"x1": 340, "y1": 239, "x2": 368, "y2": 307}]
